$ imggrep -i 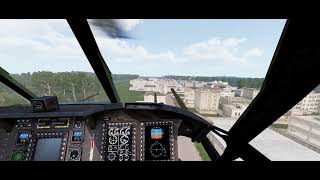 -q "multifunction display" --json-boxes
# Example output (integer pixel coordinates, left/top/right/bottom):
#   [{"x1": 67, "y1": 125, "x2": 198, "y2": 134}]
[
  {"x1": 141, "y1": 121, "x2": 174, "y2": 161},
  {"x1": 102, "y1": 122, "x2": 136, "y2": 161}
]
